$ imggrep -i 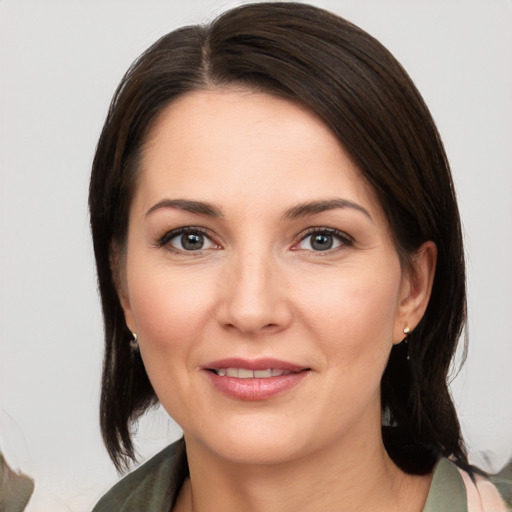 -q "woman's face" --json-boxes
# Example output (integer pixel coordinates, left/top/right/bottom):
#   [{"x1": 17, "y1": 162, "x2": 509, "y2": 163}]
[{"x1": 119, "y1": 89, "x2": 430, "y2": 465}]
